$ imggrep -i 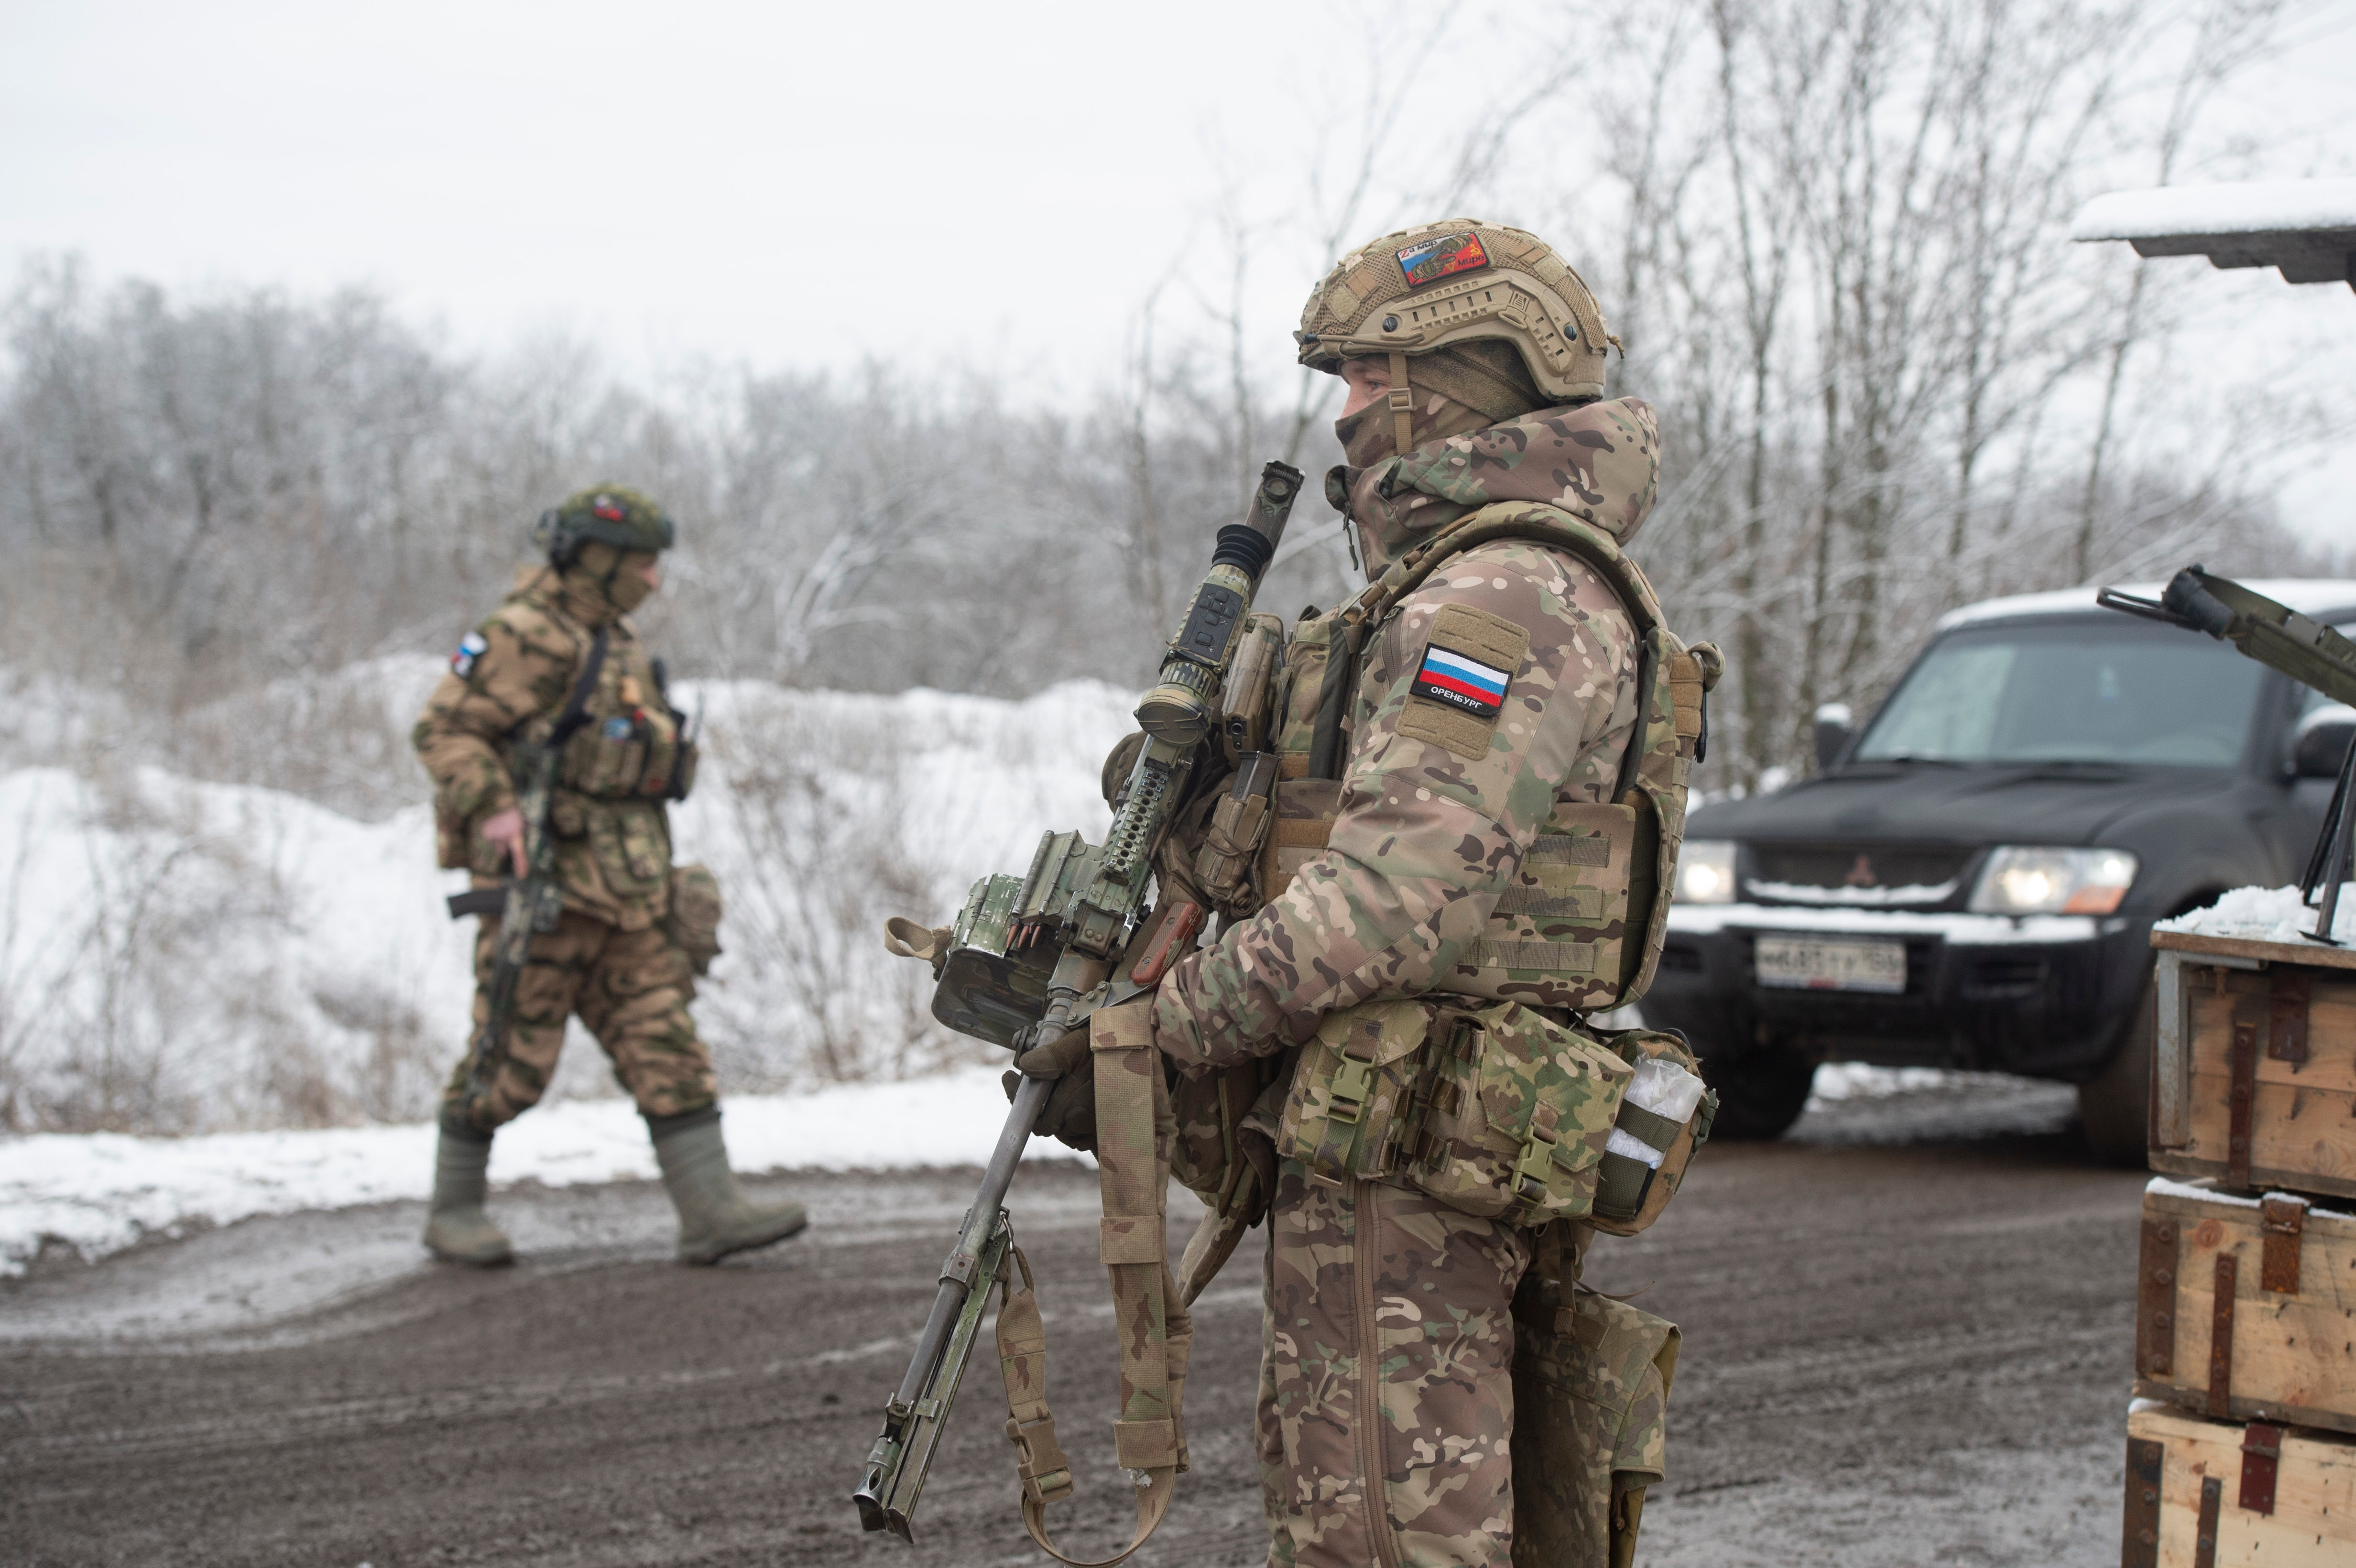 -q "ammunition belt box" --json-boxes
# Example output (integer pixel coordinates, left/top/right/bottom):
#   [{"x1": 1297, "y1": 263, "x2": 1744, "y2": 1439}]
[
  {"x1": 2148, "y1": 934, "x2": 2356, "y2": 1202},
  {"x1": 2123, "y1": 1401, "x2": 2356, "y2": 1567},
  {"x1": 2134, "y1": 1178, "x2": 2356, "y2": 1438}
]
